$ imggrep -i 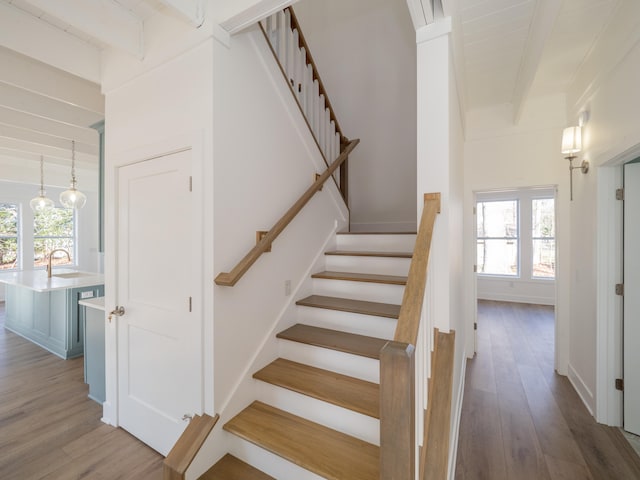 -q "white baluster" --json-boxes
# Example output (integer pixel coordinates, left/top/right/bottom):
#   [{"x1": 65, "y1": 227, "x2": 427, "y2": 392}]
[
  {"x1": 329, "y1": 120, "x2": 336, "y2": 162},
  {"x1": 277, "y1": 11, "x2": 286, "y2": 64},
  {"x1": 307, "y1": 66, "x2": 314, "y2": 129},
  {"x1": 324, "y1": 108, "x2": 331, "y2": 160},
  {"x1": 318, "y1": 95, "x2": 326, "y2": 157},
  {"x1": 313, "y1": 80, "x2": 320, "y2": 139}
]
